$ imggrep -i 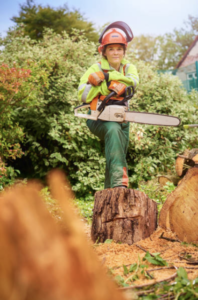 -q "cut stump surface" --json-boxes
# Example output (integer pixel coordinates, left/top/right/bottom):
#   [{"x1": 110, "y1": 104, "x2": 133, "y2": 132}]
[
  {"x1": 159, "y1": 167, "x2": 198, "y2": 243},
  {"x1": 91, "y1": 188, "x2": 158, "y2": 245}
]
